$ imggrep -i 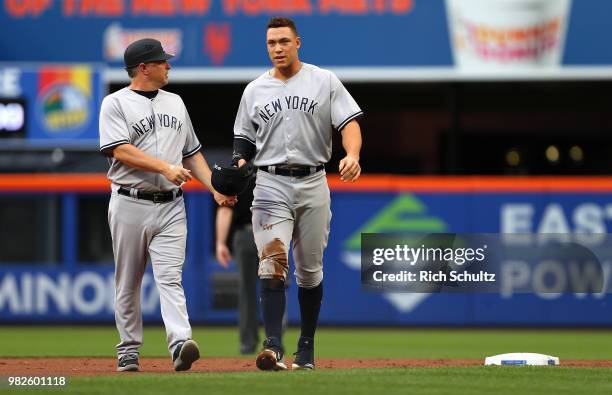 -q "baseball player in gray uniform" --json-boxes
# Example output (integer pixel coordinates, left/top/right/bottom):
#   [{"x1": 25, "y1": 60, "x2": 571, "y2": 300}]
[
  {"x1": 99, "y1": 38, "x2": 235, "y2": 372},
  {"x1": 232, "y1": 17, "x2": 363, "y2": 371}
]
